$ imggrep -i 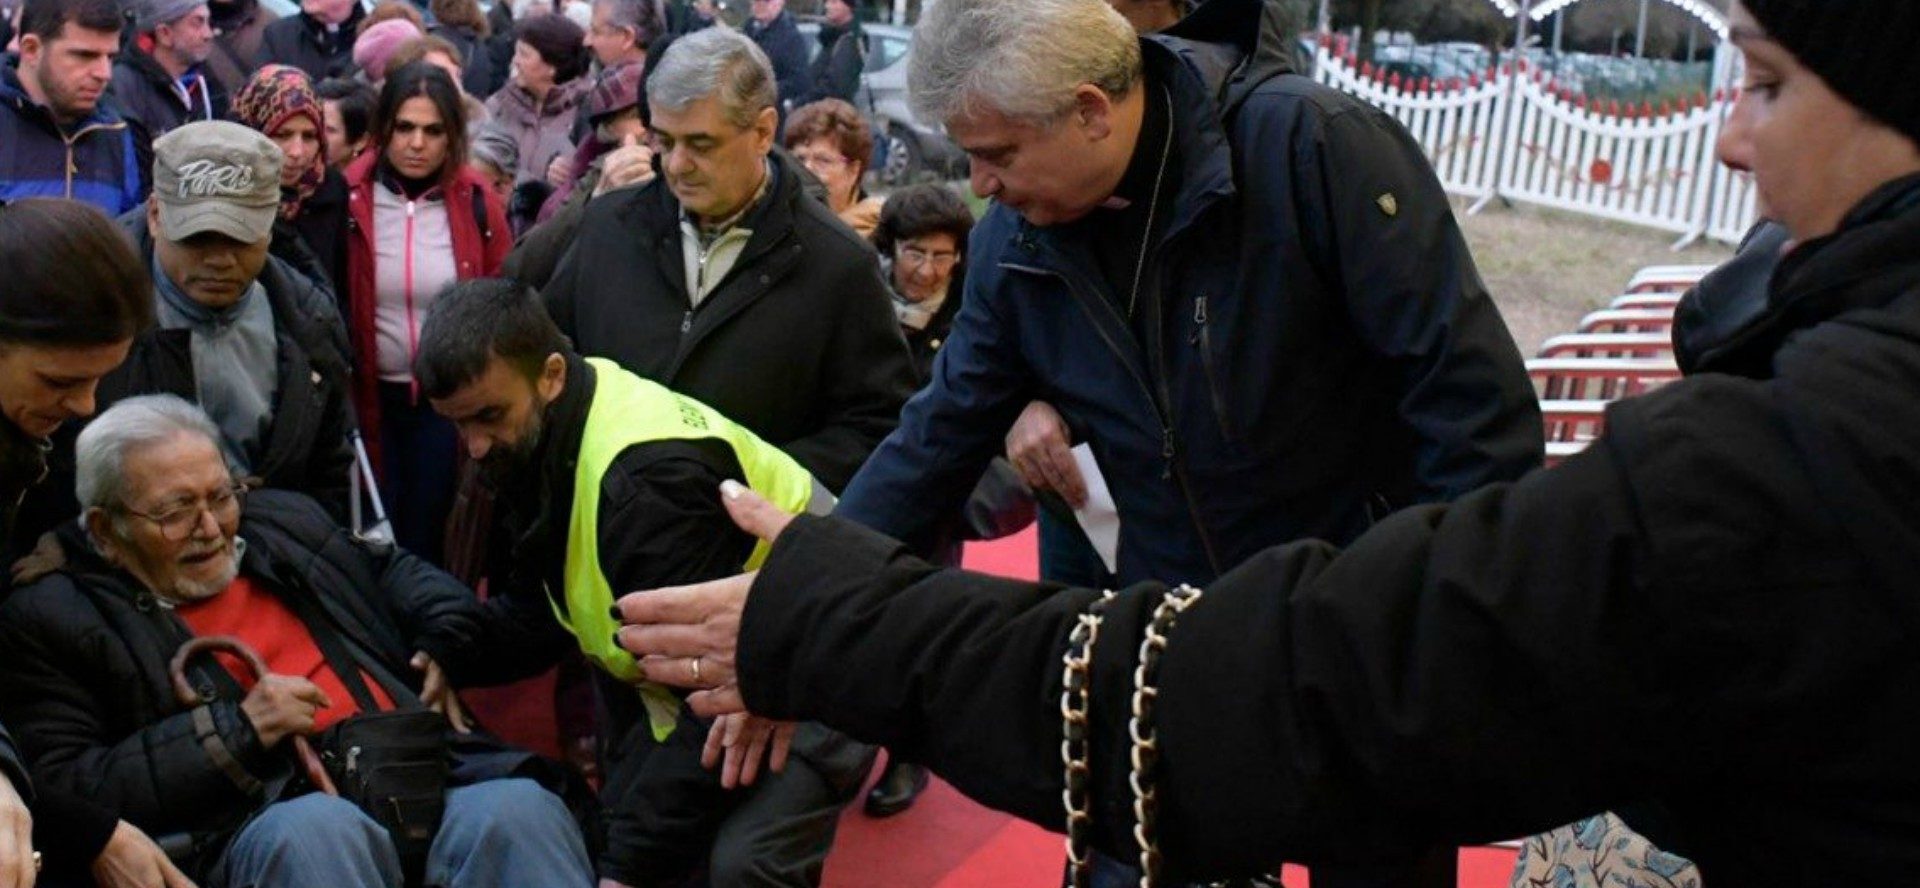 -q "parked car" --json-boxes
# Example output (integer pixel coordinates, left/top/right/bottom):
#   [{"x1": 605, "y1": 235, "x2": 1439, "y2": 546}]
[
  {"x1": 799, "y1": 18, "x2": 967, "y2": 186},
  {"x1": 1371, "y1": 43, "x2": 1479, "y2": 84}
]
